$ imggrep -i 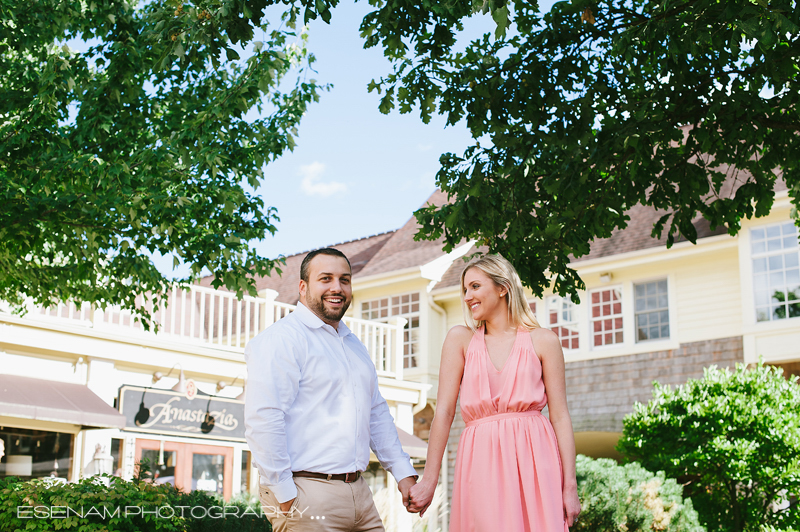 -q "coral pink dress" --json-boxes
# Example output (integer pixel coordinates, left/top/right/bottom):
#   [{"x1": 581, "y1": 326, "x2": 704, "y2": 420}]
[{"x1": 450, "y1": 326, "x2": 569, "y2": 532}]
